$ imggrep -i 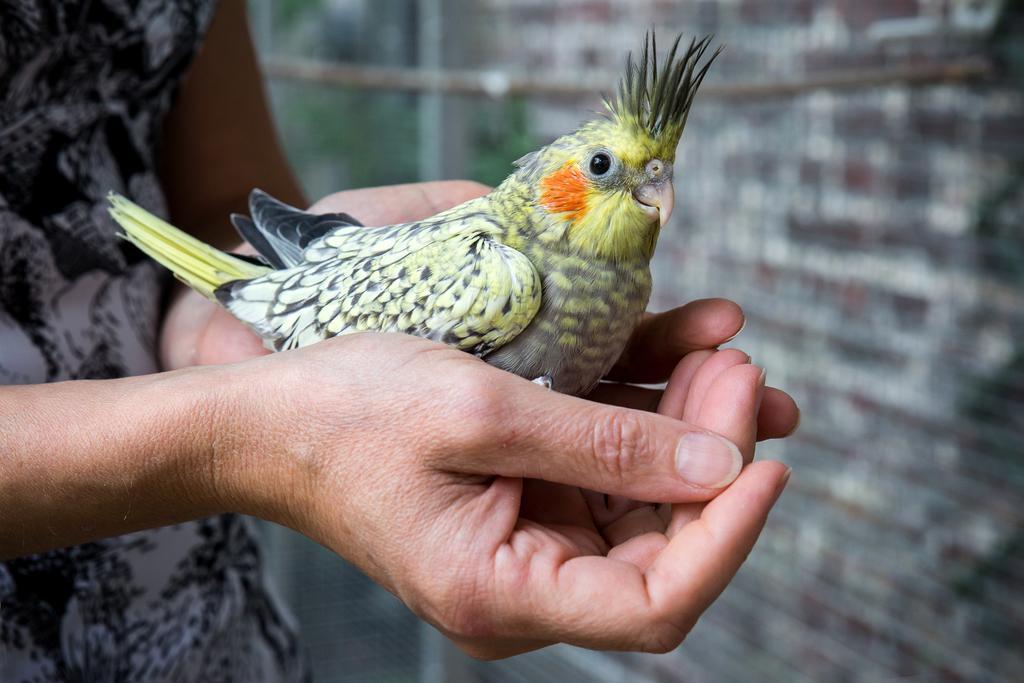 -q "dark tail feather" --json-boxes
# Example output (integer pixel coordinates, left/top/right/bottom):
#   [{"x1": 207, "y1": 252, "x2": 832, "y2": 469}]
[
  {"x1": 231, "y1": 213, "x2": 289, "y2": 269},
  {"x1": 230, "y1": 189, "x2": 364, "y2": 270}
]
